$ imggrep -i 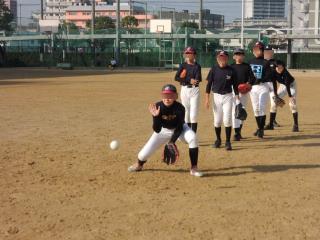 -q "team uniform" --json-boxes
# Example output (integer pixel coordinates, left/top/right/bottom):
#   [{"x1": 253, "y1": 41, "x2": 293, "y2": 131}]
[
  {"x1": 248, "y1": 42, "x2": 277, "y2": 138},
  {"x1": 175, "y1": 47, "x2": 202, "y2": 133},
  {"x1": 231, "y1": 52, "x2": 255, "y2": 140},
  {"x1": 128, "y1": 84, "x2": 203, "y2": 177},
  {"x1": 206, "y1": 51, "x2": 239, "y2": 150},
  {"x1": 269, "y1": 65, "x2": 299, "y2": 131}
]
